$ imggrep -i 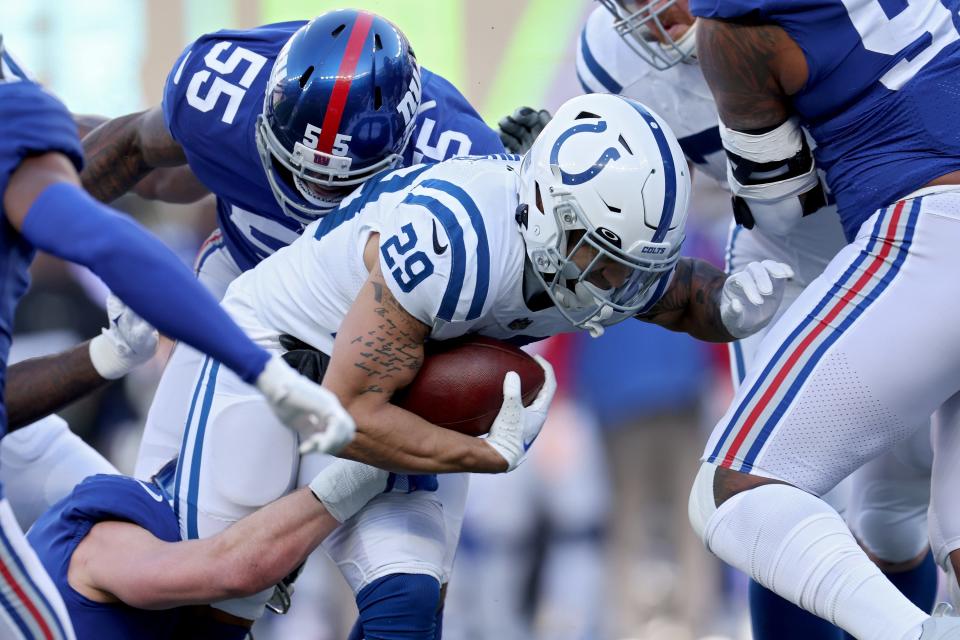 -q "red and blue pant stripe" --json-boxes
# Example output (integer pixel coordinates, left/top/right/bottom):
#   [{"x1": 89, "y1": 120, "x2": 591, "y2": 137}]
[{"x1": 708, "y1": 198, "x2": 921, "y2": 473}]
